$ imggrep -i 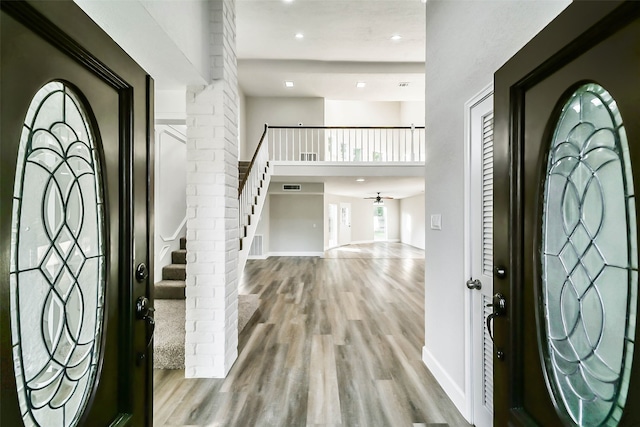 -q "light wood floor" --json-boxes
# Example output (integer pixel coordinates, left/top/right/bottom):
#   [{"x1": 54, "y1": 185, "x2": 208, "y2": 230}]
[{"x1": 153, "y1": 242, "x2": 470, "y2": 427}]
